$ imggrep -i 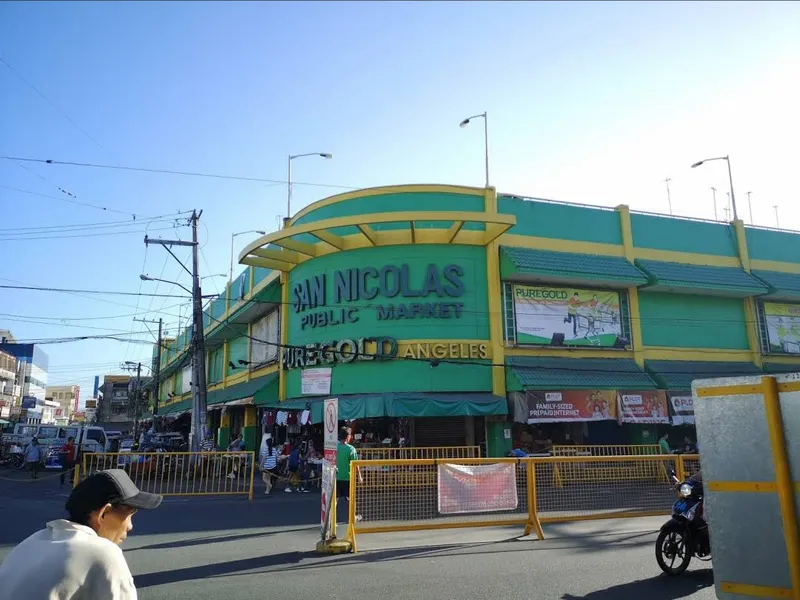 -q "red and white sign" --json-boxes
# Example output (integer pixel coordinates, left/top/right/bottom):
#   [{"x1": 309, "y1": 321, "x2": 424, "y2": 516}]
[
  {"x1": 323, "y1": 398, "x2": 339, "y2": 463},
  {"x1": 437, "y1": 463, "x2": 519, "y2": 515},
  {"x1": 617, "y1": 390, "x2": 670, "y2": 424},
  {"x1": 320, "y1": 398, "x2": 338, "y2": 540}
]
